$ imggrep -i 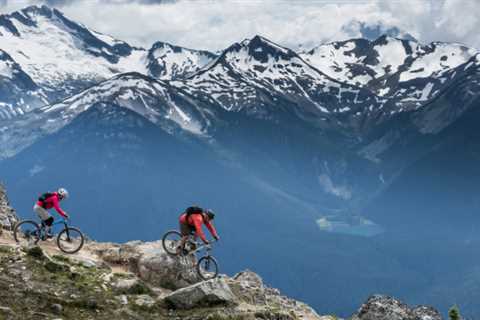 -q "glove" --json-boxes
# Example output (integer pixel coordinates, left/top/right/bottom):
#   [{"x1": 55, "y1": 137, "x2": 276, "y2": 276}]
[
  {"x1": 214, "y1": 235, "x2": 220, "y2": 241},
  {"x1": 63, "y1": 212, "x2": 70, "y2": 219}
]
